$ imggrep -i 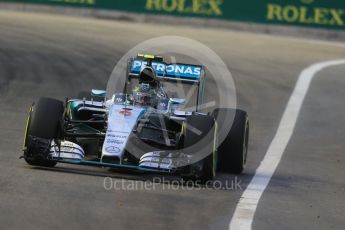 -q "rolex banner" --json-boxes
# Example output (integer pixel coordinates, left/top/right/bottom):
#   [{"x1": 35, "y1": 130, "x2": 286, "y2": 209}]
[{"x1": 2, "y1": 0, "x2": 344, "y2": 30}]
